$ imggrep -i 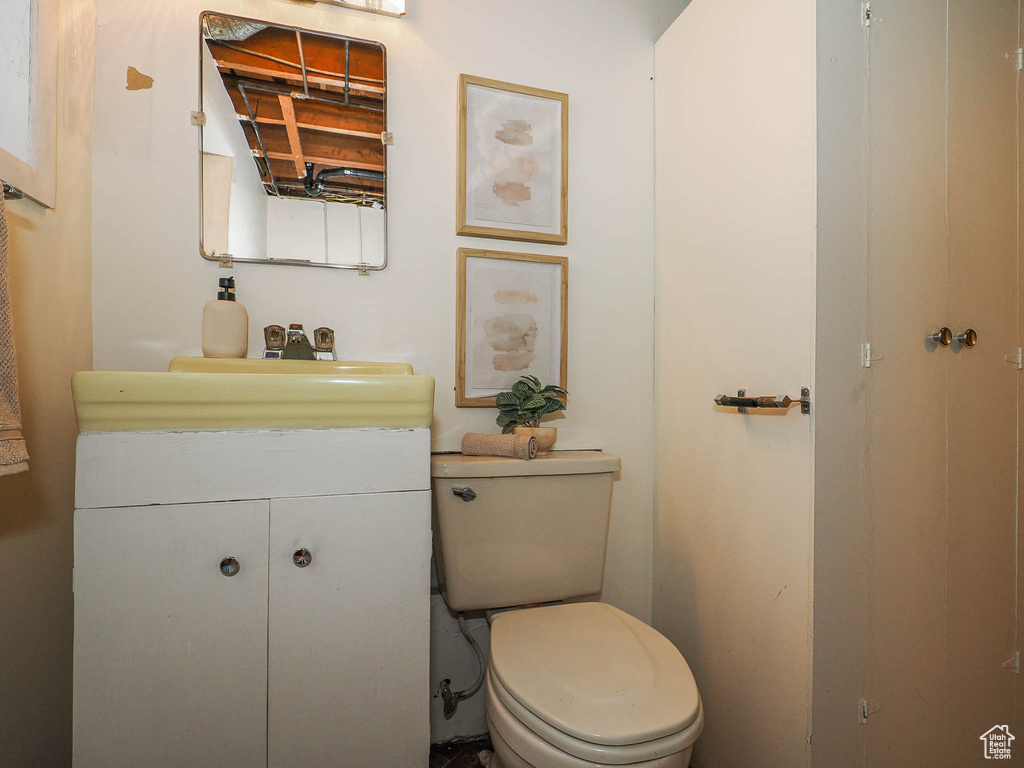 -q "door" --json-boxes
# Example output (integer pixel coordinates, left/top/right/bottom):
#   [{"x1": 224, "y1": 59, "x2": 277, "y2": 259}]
[
  {"x1": 864, "y1": 2, "x2": 1021, "y2": 764},
  {"x1": 267, "y1": 491, "x2": 431, "y2": 768},
  {"x1": 864, "y1": 4, "x2": 951, "y2": 763},
  {"x1": 945, "y1": 1, "x2": 1020, "y2": 761},
  {"x1": 72, "y1": 500, "x2": 270, "y2": 768},
  {"x1": 652, "y1": 2, "x2": 818, "y2": 764}
]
